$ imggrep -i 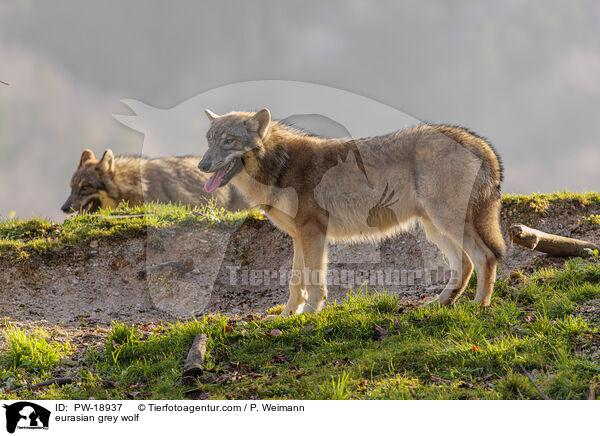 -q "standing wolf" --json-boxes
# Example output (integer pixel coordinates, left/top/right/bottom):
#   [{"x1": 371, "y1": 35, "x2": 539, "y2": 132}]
[
  {"x1": 62, "y1": 149, "x2": 249, "y2": 213},
  {"x1": 199, "y1": 108, "x2": 505, "y2": 315}
]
